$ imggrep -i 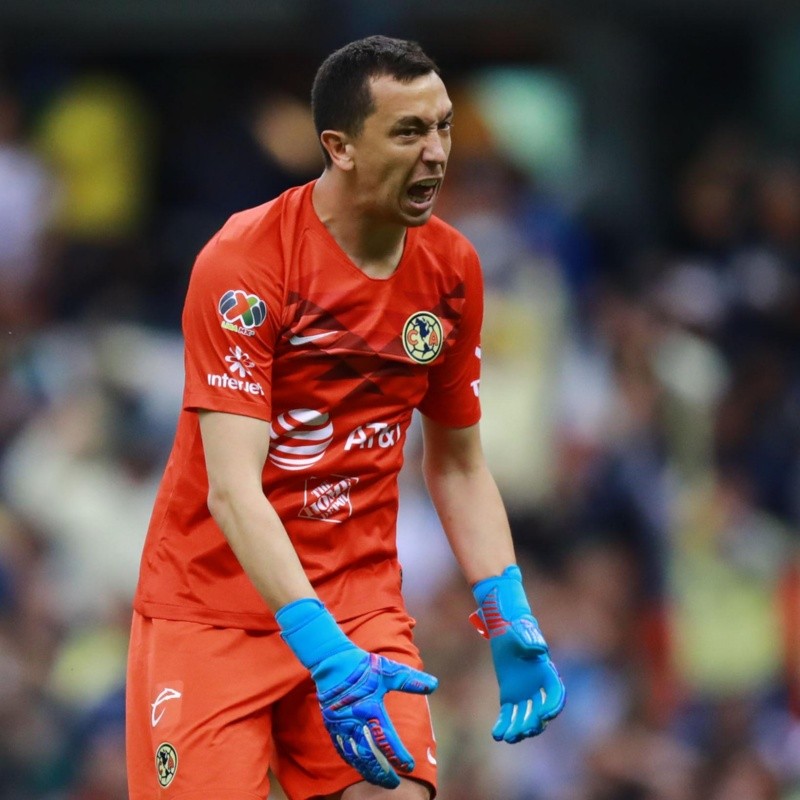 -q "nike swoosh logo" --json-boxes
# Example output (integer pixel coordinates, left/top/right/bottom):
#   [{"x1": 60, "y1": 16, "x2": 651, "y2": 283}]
[
  {"x1": 151, "y1": 687, "x2": 182, "y2": 727},
  {"x1": 427, "y1": 747, "x2": 437, "y2": 765},
  {"x1": 289, "y1": 331, "x2": 337, "y2": 346}
]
